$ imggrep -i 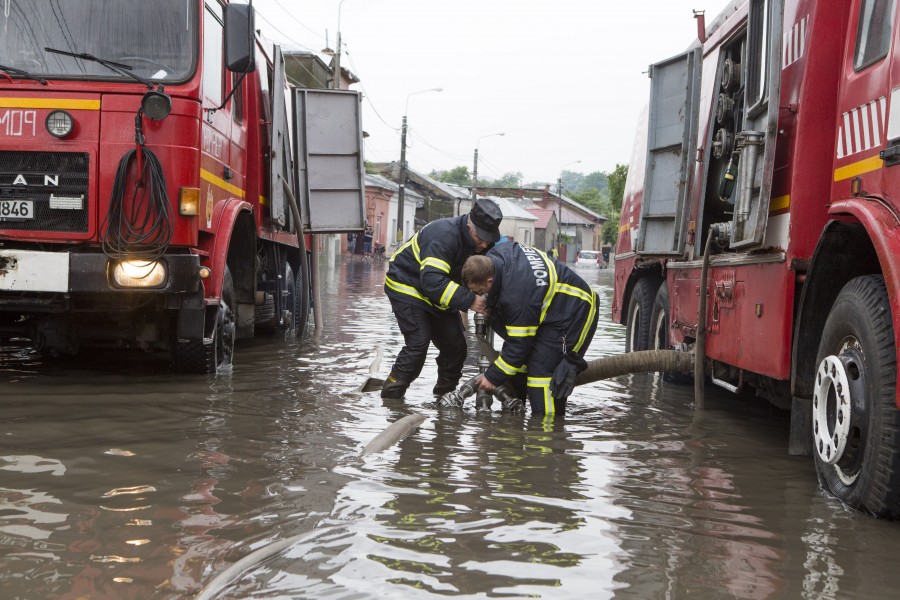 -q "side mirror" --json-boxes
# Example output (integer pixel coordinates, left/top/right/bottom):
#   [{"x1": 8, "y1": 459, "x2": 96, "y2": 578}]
[{"x1": 224, "y1": 4, "x2": 255, "y2": 73}]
